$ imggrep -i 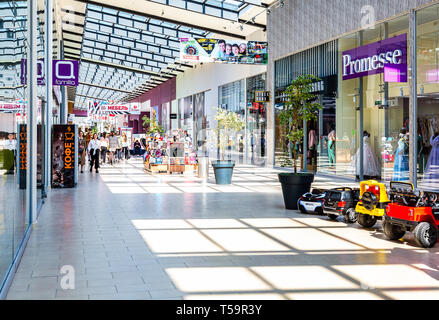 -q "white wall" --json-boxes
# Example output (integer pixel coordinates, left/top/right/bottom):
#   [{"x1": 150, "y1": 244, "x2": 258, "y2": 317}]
[
  {"x1": 177, "y1": 62, "x2": 266, "y2": 120},
  {"x1": 176, "y1": 62, "x2": 266, "y2": 159}
]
